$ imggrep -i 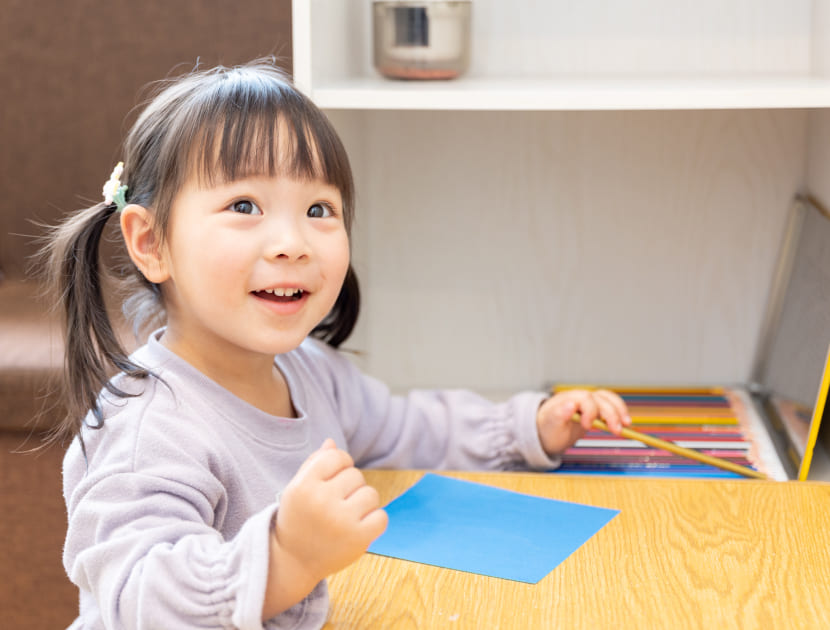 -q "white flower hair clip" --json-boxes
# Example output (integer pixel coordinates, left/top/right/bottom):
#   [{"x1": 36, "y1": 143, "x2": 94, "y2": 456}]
[{"x1": 102, "y1": 161, "x2": 128, "y2": 211}]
